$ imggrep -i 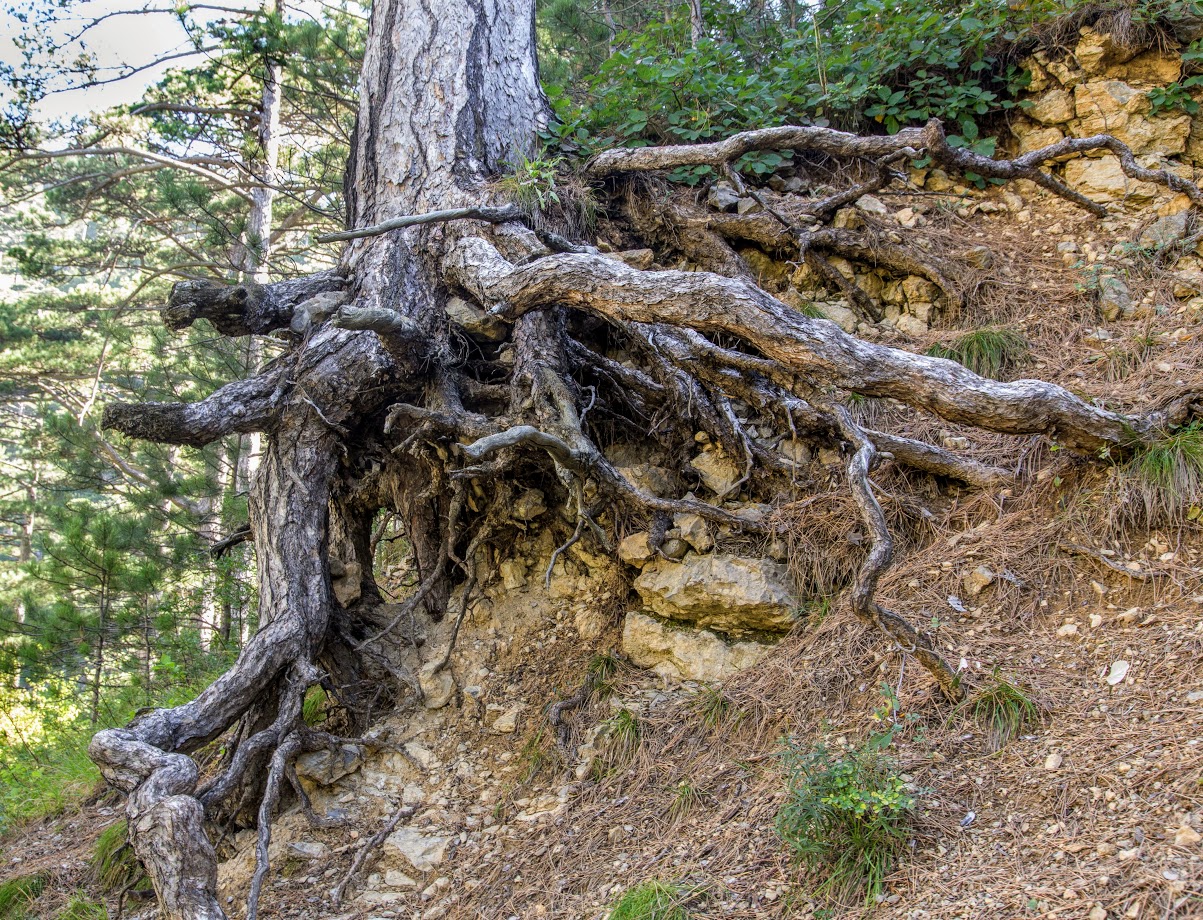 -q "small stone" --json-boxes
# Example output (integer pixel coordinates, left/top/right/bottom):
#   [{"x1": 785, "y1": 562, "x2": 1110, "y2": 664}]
[
  {"x1": 1116, "y1": 607, "x2": 1140, "y2": 625},
  {"x1": 1089, "y1": 613, "x2": 1103, "y2": 628},
  {"x1": 385, "y1": 828, "x2": 453, "y2": 872},
  {"x1": 961, "y1": 565, "x2": 995, "y2": 597},
  {"x1": 385, "y1": 869, "x2": 418, "y2": 888},
  {"x1": 690, "y1": 451, "x2": 743, "y2": 497},
  {"x1": 289, "y1": 841, "x2": 330, "y2": 860},
  {"x1": 855, "y1": 195, "x2": 889, "y2": 215},
  {"x1": 1098, "y1": 274, "x2": 1133, "y2": 321},
  {"x1": 1057, "y1": 623, "x2": 1079, "y2": 638},
  {"x1": 673, "y1": 512, "x2": 713, "y2": 552},
  {"x1": 1045, "y1": 752, "x2": 1064, "y2": 771},
  {"x1": 1139, "y1": 212, "x2": 1190, "y2": 250},
  {"x1": 735, "y1": 196, "x2": 761, "y2": 215},
  {"x1": 1186, "y1": 690, "x2": 1203, "y2": 703},
  {"x1": 511, "y1": 489, "x2": 547, "y2": 521},
  {"x1": 419, "y1": 661, "x2": 455, "y2": 709},
  {"x1": 963, "y1": 246, "x2": 993, "y2": 270},
  {"x1": 493, "y1": 707, "x2": 521, "y2": 733},
  {"x1": 659, "y1": 537, "x2": 690, "y2": 561},
  {"x1": 618, "y1": 532, "x2": 655, "y2": 567},
  {"x1": 1174, "y1": 825, "x2": 1202, "y2": 846},
  {"x1": 706, "y1": 182, "x2": 740, "y2": 211},
  {"x1": 1089, "y1": 907, "x2": 1107, "y2": 920}
]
